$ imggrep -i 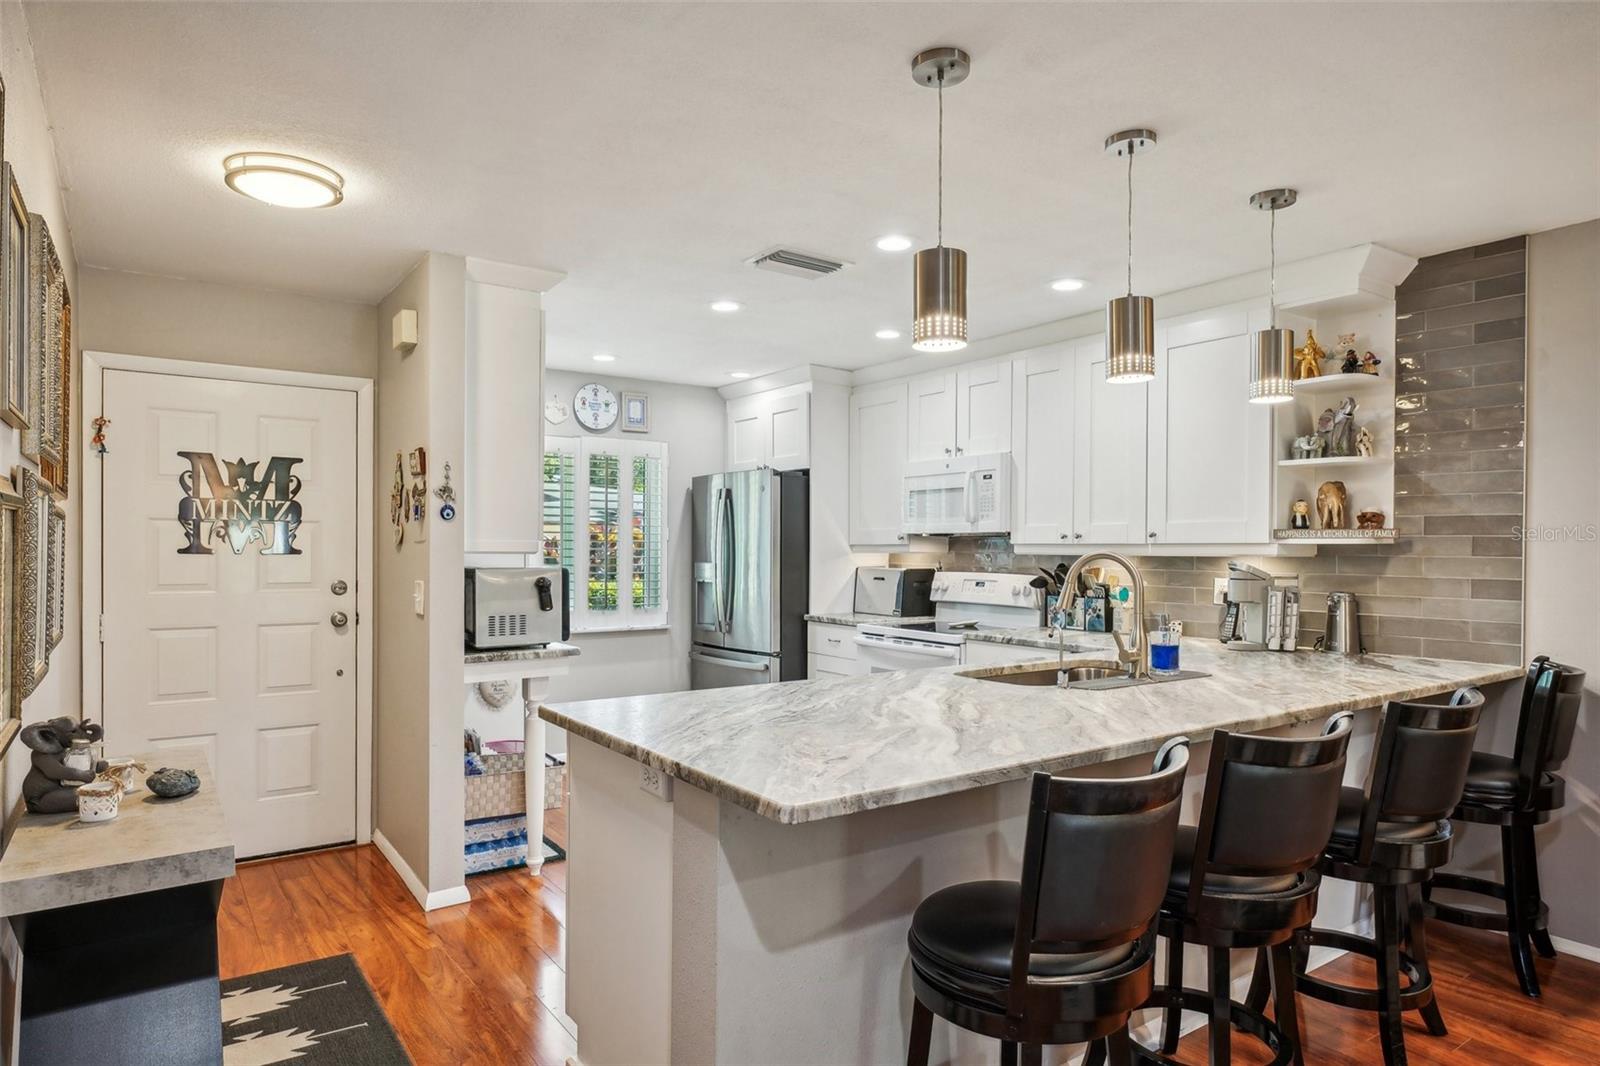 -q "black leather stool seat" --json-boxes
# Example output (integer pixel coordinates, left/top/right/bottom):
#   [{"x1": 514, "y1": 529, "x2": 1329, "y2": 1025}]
[
  {"x1": 1323, "y1": 786, "x2": 1447, "y2": 862},
  {"x1": 909, "y1": 882, "x2": 1136, "y2": 1007},
  {"x1": 1458, "y1": 752, "x2": 1562, "y2": 809},
  {"x1": 1163, "y1": 825, "x2": 1299, "y2": 904}
]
